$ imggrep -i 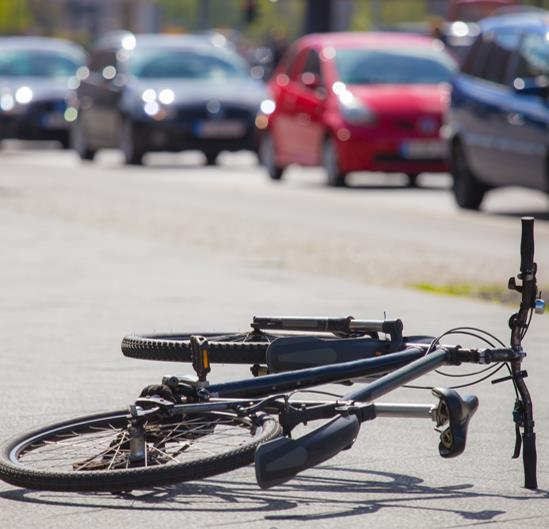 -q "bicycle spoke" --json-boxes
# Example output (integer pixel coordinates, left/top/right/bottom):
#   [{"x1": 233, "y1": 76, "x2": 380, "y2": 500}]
[{"x1": 12, "y1": 411, "x2": 267, "y2": 474}]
